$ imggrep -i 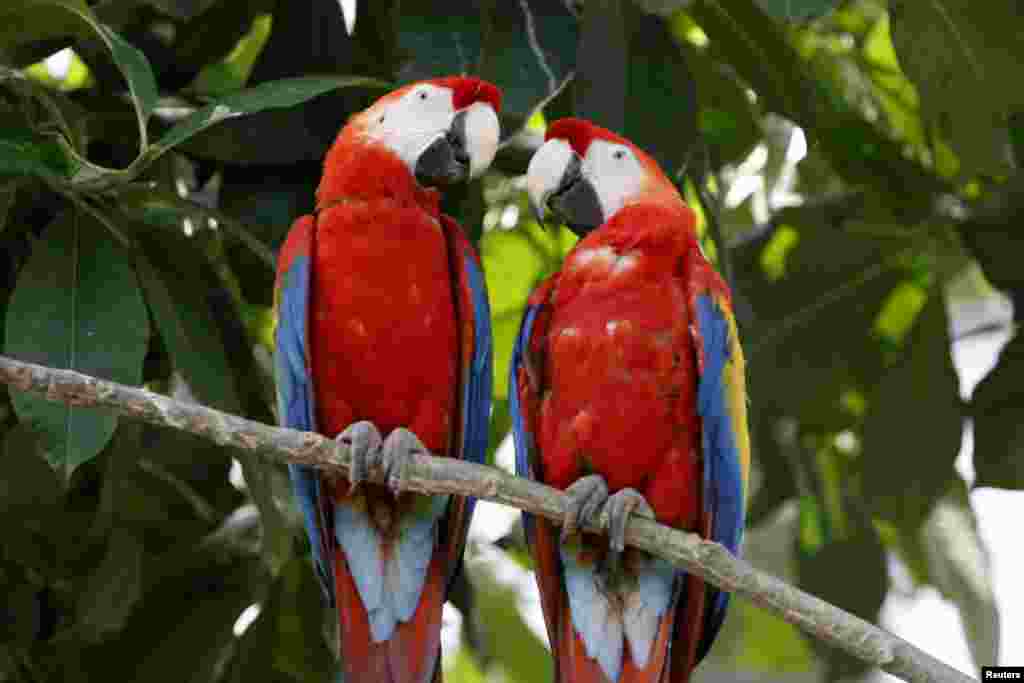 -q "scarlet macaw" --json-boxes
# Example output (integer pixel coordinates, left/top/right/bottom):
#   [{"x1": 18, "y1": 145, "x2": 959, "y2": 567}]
[
  {"x1": 511, "y1": 118, "x2": 750, "y2": 683},
  {"x1": 273, "y1": 77, "x2": 500, "y2": 682}
]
